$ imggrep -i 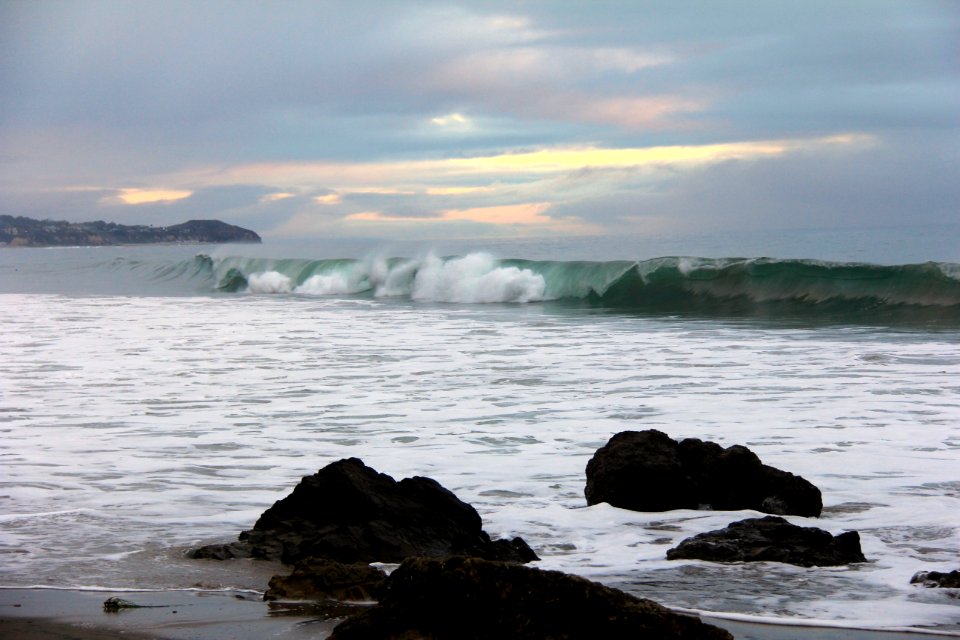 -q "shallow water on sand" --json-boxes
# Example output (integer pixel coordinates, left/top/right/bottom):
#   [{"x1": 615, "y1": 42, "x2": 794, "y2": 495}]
[{"x1": 2, "y1": 289, "x2": 958, "y2": 631}]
